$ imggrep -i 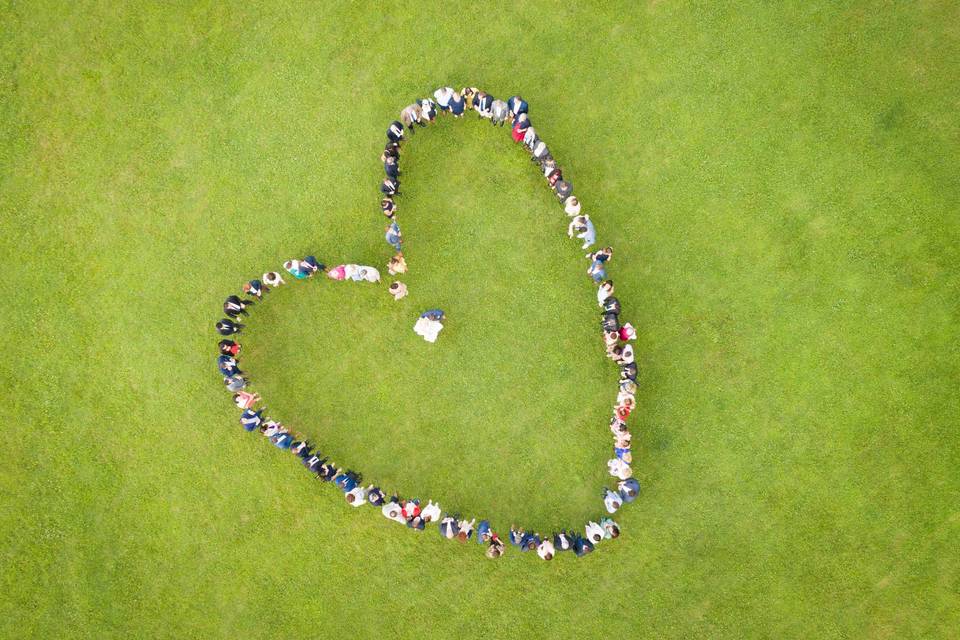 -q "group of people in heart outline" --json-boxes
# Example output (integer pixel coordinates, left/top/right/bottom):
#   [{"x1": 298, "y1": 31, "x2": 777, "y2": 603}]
[{"x1": 213, "y1": 87, "x2": 641, "y2": 559}]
